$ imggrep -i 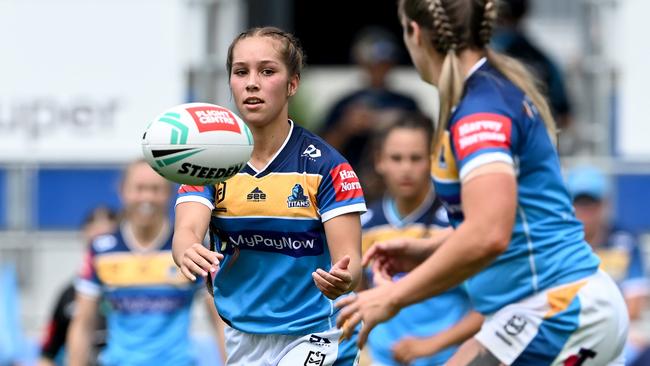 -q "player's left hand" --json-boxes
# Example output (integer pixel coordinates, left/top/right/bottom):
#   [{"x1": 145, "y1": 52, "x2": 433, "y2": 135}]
[
  {"x1": 392, "y1": 336, "x2": 436, "y2": 365},
  {"x1": 335, "y1": 283, "x2": 399, "y2": 348},
  {"x1": 312, "y1": 255, "x2": 353, "y2": 299}
]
